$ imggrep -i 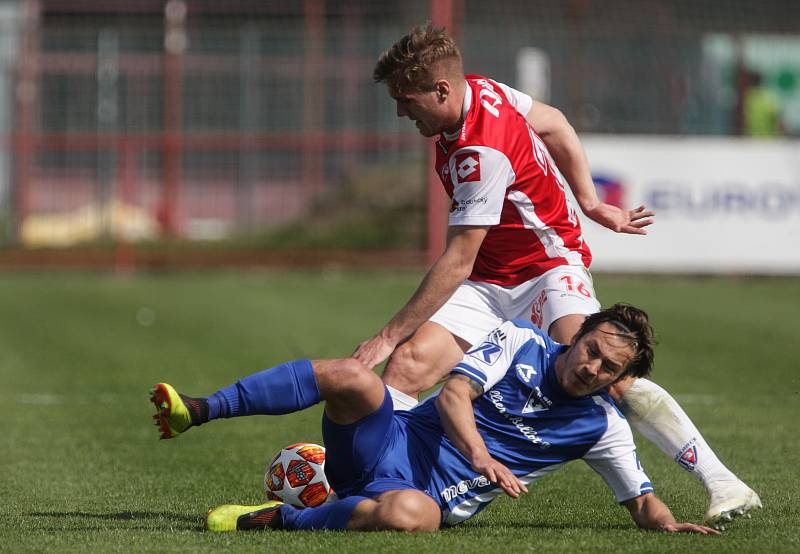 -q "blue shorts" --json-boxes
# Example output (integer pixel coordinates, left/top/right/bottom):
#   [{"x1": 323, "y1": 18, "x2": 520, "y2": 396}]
[
  {"x1": 321, "y1": 388, "x2": 422, "y2": 500},
  {"x1": 322, "y1": 387, "x2": 513, "y2": 526}
]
